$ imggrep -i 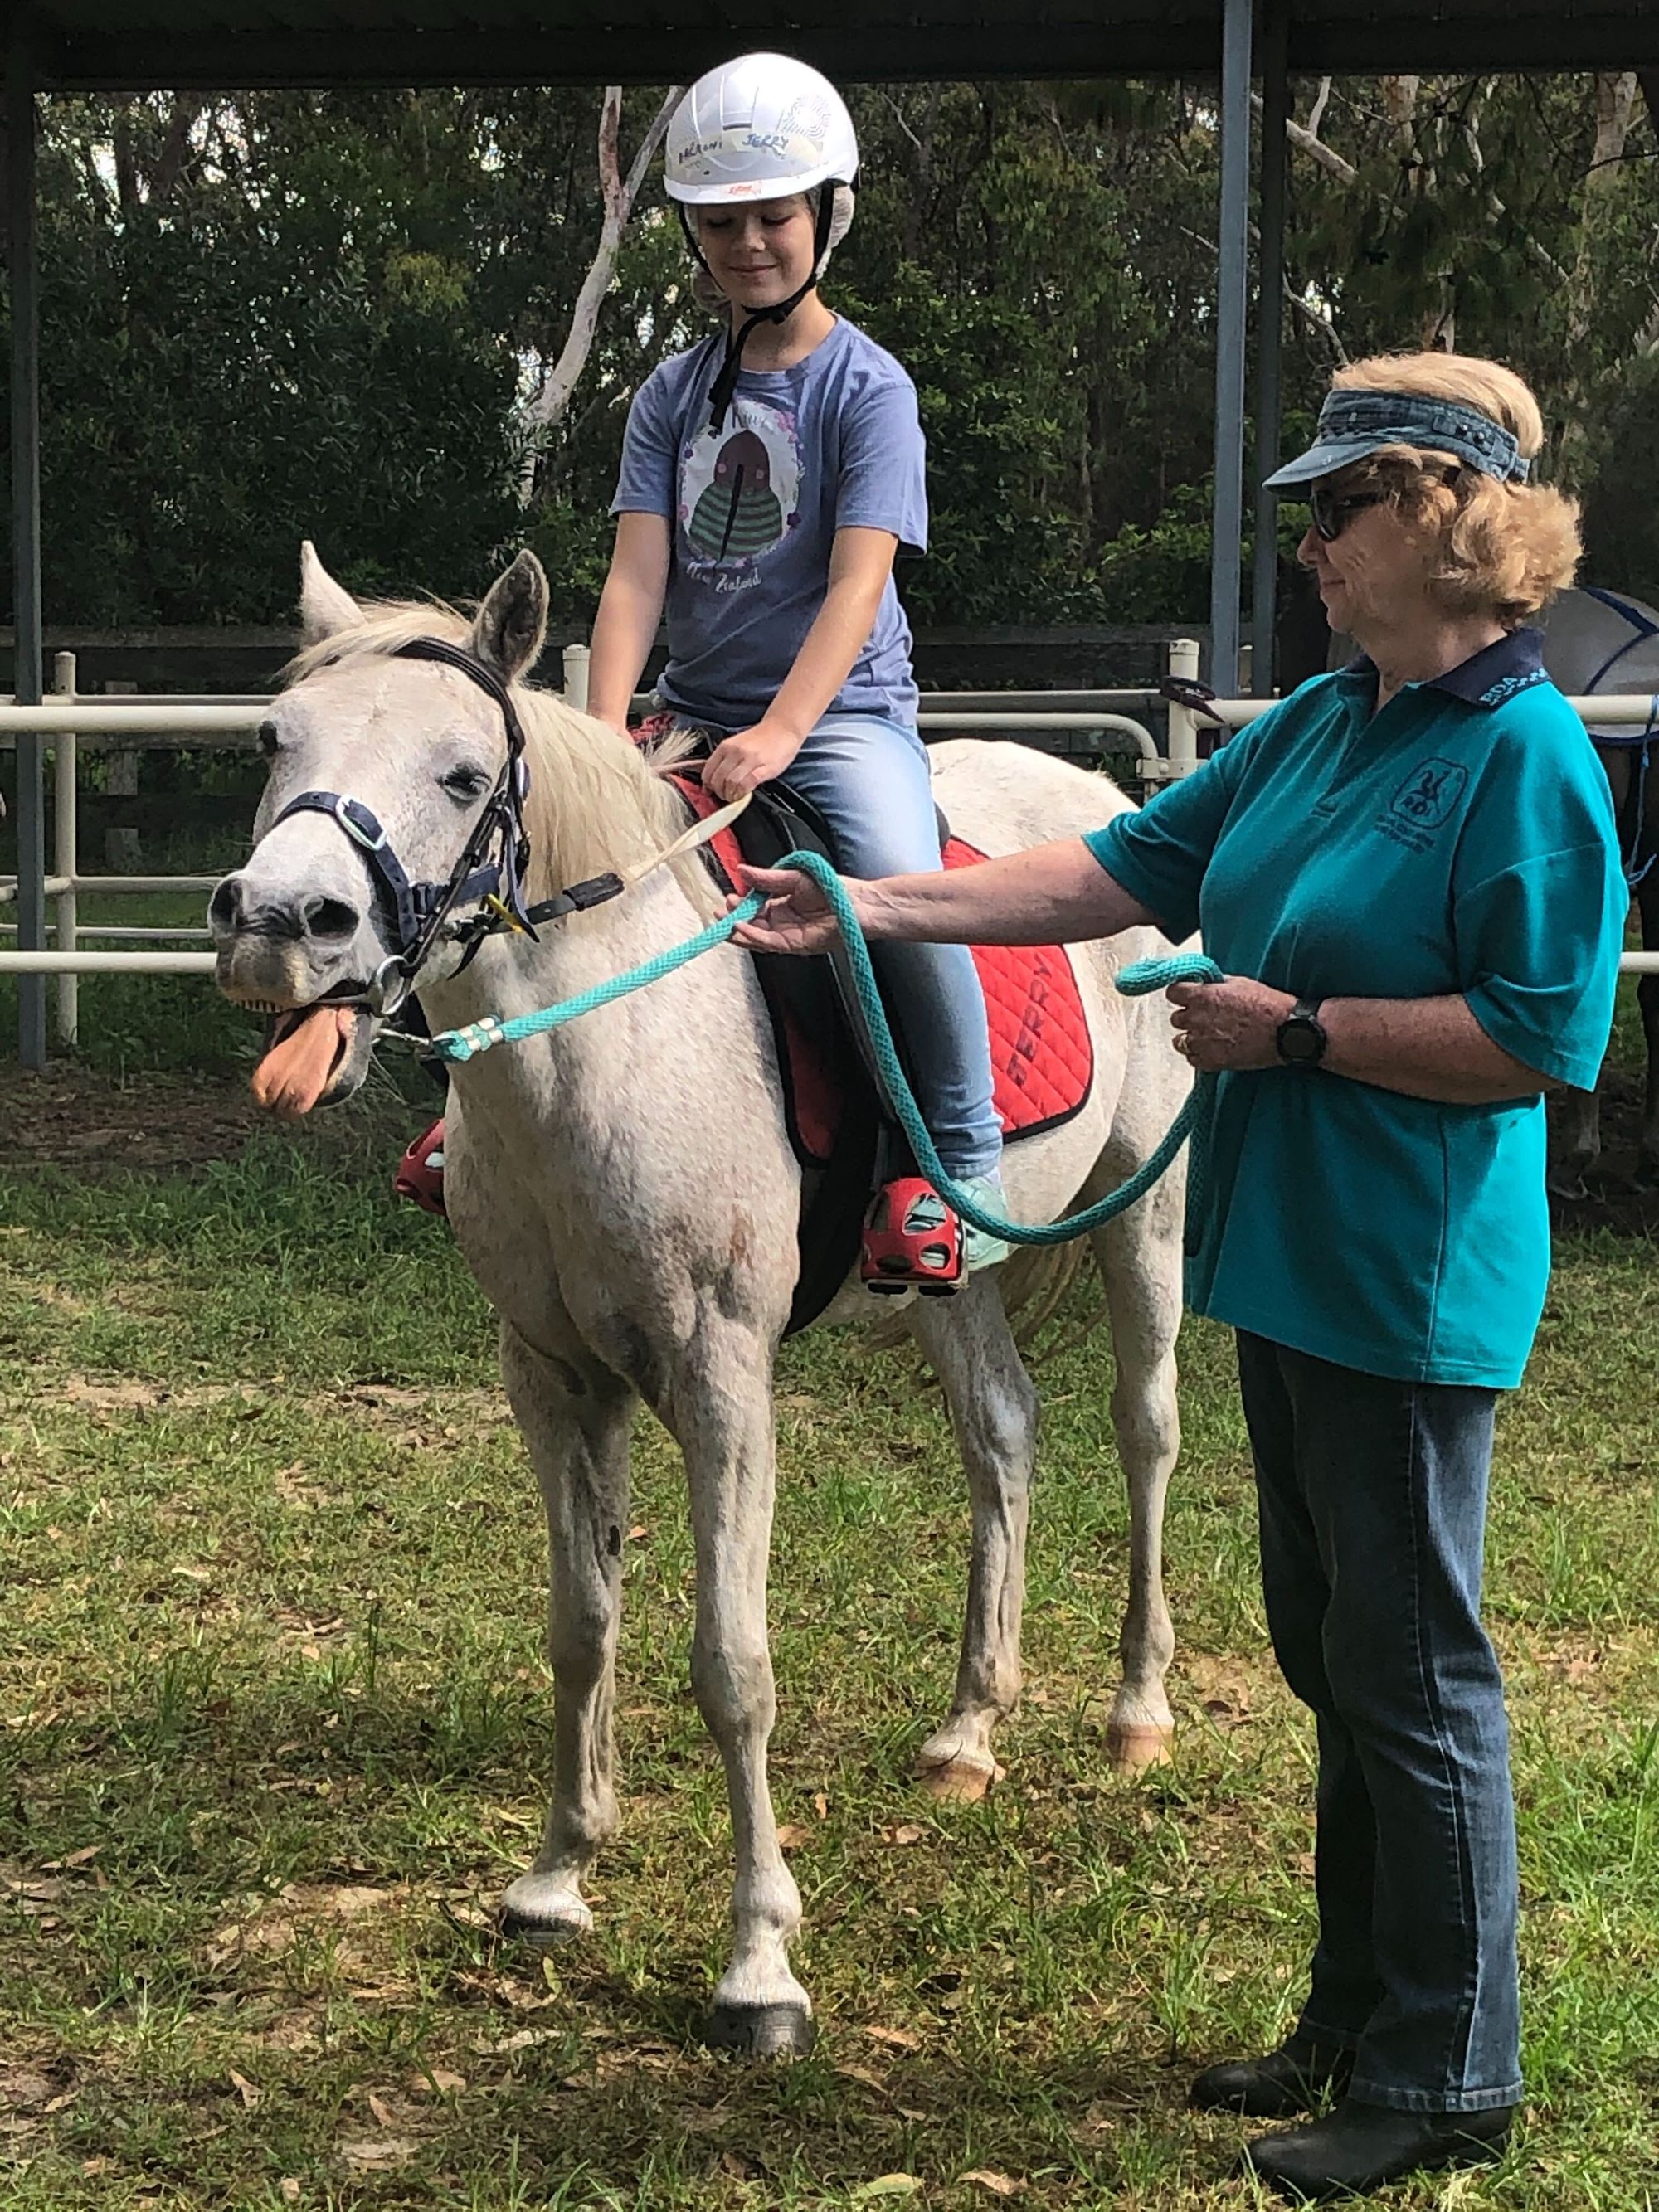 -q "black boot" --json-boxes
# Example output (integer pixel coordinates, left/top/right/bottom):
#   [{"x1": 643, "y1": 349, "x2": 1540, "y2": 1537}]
[
  {"x1": 1240, "y1": 2098, "x2": 1514, "y2": 2203},
  {"x1": 1190, "y1": 2036, "x2": 1355, "y2": 2118}
]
